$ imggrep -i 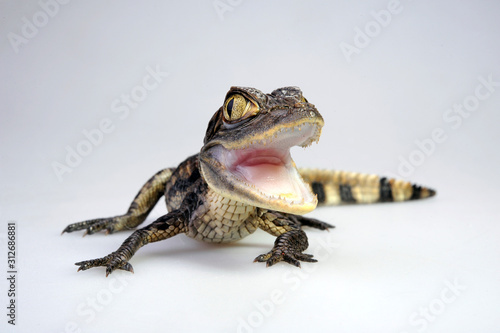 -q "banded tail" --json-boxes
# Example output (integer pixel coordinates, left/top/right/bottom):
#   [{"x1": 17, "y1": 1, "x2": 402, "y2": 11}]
[{"x1": 299, "y1": 169, "x2": 436, "y2": 206}]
